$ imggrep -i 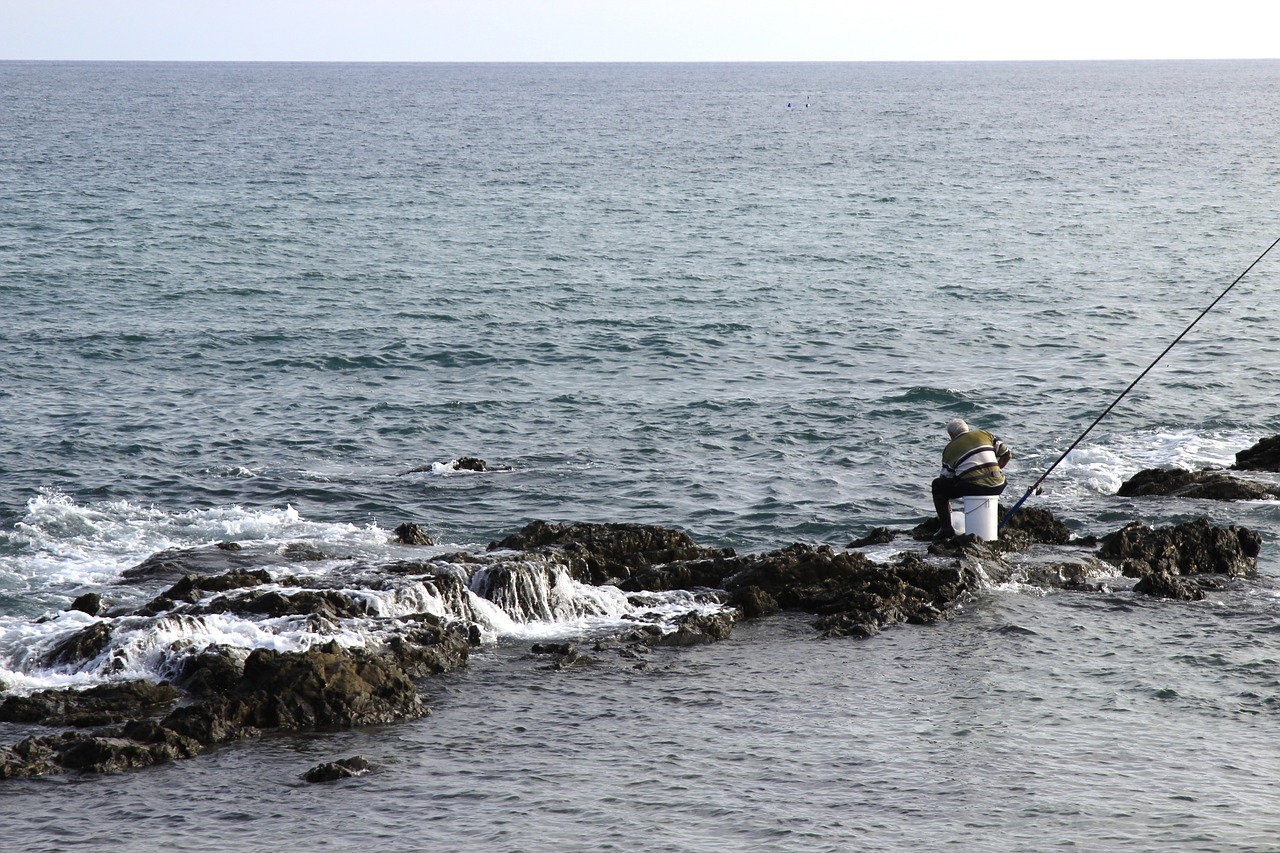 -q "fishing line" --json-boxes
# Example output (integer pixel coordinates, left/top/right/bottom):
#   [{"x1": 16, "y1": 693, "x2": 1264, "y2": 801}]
[{"x1": 999, "y1": 235, "x2": 1280, "y2": 530}]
